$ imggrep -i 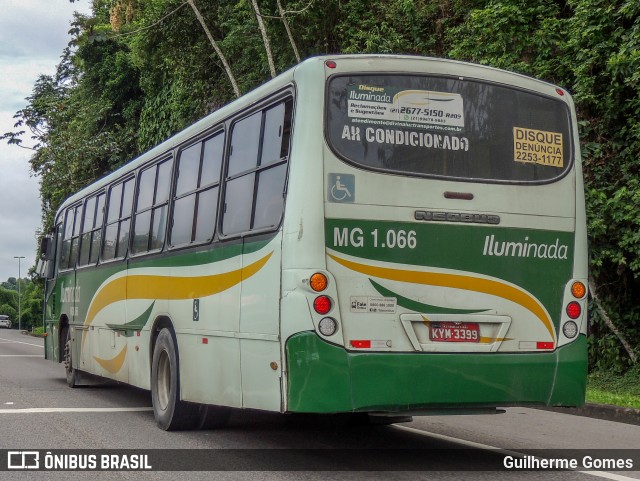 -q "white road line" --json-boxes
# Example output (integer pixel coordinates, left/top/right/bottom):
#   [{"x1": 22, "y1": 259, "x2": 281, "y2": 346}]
[
  {"x1": 0, "y1": 337, "x2": 43, "y2": 348},
  {"x1": 0, "y1": 355, "x2": 42, "y2": 357},
  {"x1": 0, "y1": 407, "x2": 153, "y2": 414},
  {"x1": 394, "y1": 424, "x2": 639, "y2": 481}
]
